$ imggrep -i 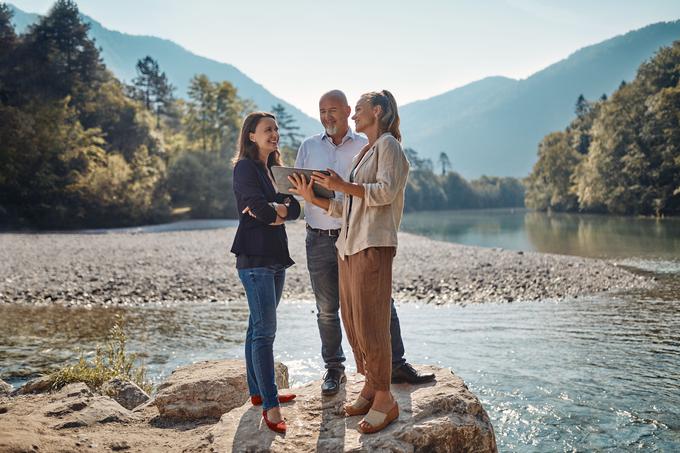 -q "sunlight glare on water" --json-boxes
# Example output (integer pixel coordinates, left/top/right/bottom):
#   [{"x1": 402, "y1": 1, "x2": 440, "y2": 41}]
[{"x1": 1, "y1": 290, "x2": 678, "y2": 451}]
